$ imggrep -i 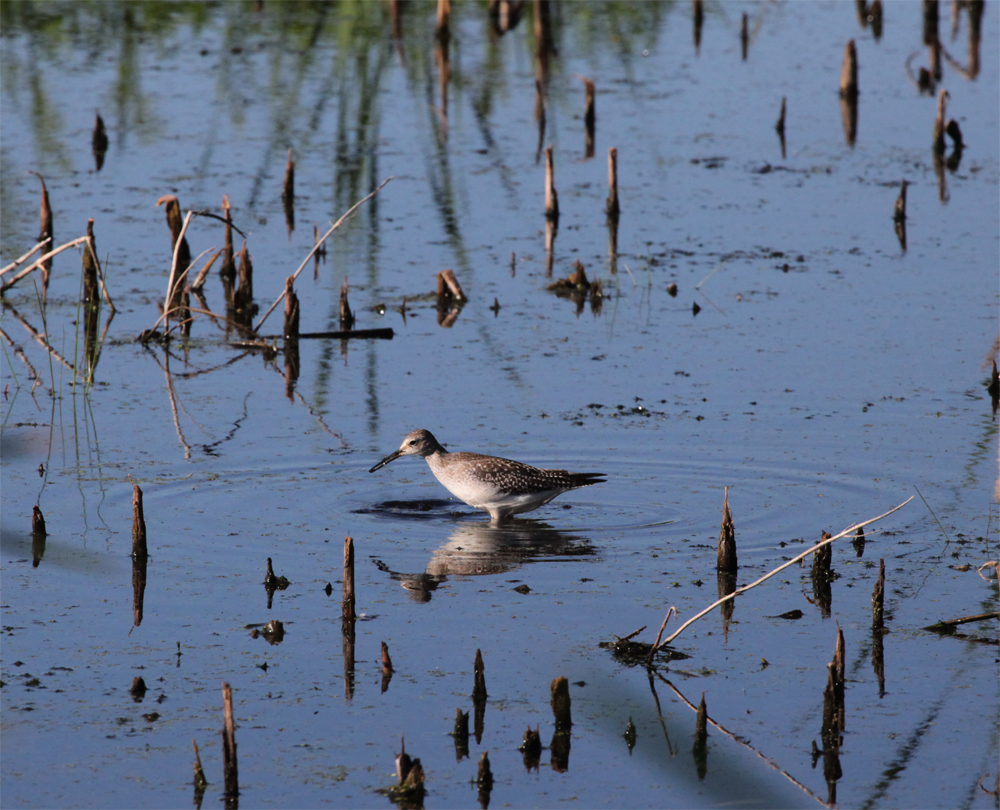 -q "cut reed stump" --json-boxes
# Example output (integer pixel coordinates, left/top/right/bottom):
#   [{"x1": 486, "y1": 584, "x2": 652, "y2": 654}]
[
  {"x1": 694, "y1": 692, "x2": 708, "y2": 747},
  {"x1": 131, "y1": 676, "x2": 147, "y2": 701},
  {"x1": 852, "y1": 525, "x2": 866, "y2": 557},
  {"x1": 894, "y1": 180, "x2": 909, "y2": 223},
  {"x1": 28, "y1": 172, "x2": 54, "y2": 295},
  {"x1": 932, "y1": 88, "x2": 950, "y2": 154},
  {"x1": 131, "y1": 485, "x2": 148, "y2": 631},
  {"x1": 221, "y1": 682, "x2": 239, "y2": 799},
  {"x1": 282, "y1": 148, "x2": 295, "y2": 235},
  {"x1": 544, "y1": 145, "x2": 559, "y2": 221},
  {"x1": 839, "y1": 40, "x2": 858, "y2": 98},
  {"x1": 436, "y1": 0, "x2": 450, "y2": 42},
  {"x1": 872, "y1": 558, "x2": 885, "y2": 629},
  {"x1": 813, "y1": 530, "x2": 833, "y2": 579},
  {"x1": 549, "y1": 676, "x2": 571, "y2": 773},
  {"x1": 132, "y1": 484, "x2": 147, "y2": 558},
  {"x1": 692, "y1": 0, "x2": 704, "y2": 53},
  {"x1": 82, "y1": 219, "x2": 100, "y2": 309},
  {"x1": 381, "y1": 641, "x2": 394, "y2": 693},
  {"x1": 192, "y1": 739, "x2": 208, "y2": 788},
  {"x1": 833, "y1": 626, "x2": 846, "y2": 731},
  {"x1": 473, "y1": 648, "x2": 487, "y2": 744},
  {"x1": 740, "y1": 11, "x2": 749, "y2": 60},
  {"x1": 32, "y1": 504, "x2": 47, "y2": 537},
  {"x1": 391, "y1": 736, "x2": 425, "y2": 803},
  {"x1": 477, "y1": 750, "x2": 494, "y2": 807},
  {"x1": 92, "y1": 111, "x2": 109, "y2": 171},
  {"x1": 775, "y1": 96, "x2": 787, "y2": 158},
  {"x1": 606, "y1": 147, "x2": 620, "y2": 219},
  {"x1": 283, "y1": 276, "x2": 299, "y2": 340},
  {"x1": 282, "y1": 148, "x2": 295, "y2": 202},
  {"x1": 220, "y1": 195, "x2": 236, "y2": 282},
  {"x1": 156, "y1": 195, "x2": 191, "y2": 306},
  {"x1": 550, "y1": 676, "x2": 572, "y2": 733},
  {"x1": 582, "y1": 76, "x2": 595, "y2": 132},
  {"x1": 342, "y1": 536, "x2": 356, "y2": 624},
  {"x1": 473, "y1": 648, "x2": 487, "y2": 701},
  {"x1": 436, "y1": 269, "x2": 467, "y2": 306},
  {"x1": 340, "y1": 277, "x2": 354, "y2": 331},
  {"x1": 581, "y1": 76, "x2": 595, "y2": 157},
  {"x1": 236, "y1": 241, "x2": 254, "y2": 307},
  {"x1": 716, "y1": 487, "x2": 737, "y2": 572},
  {"x1": 452, "y1": 708, "x2": 470, "y2": 760}
]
